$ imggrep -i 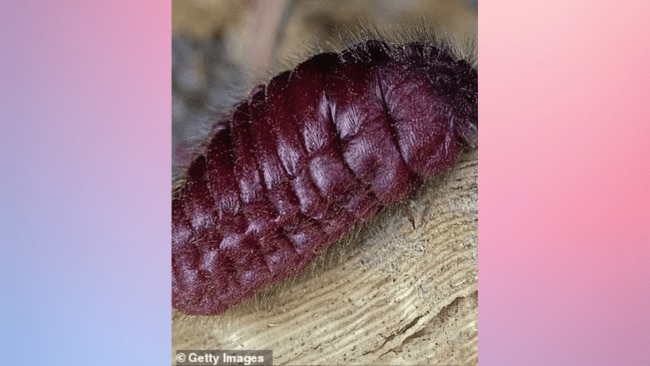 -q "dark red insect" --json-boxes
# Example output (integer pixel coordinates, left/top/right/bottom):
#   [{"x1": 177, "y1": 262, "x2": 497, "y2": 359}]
[{"x1": 172, "y1": 39, "x2": 477, "y2": 315}]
